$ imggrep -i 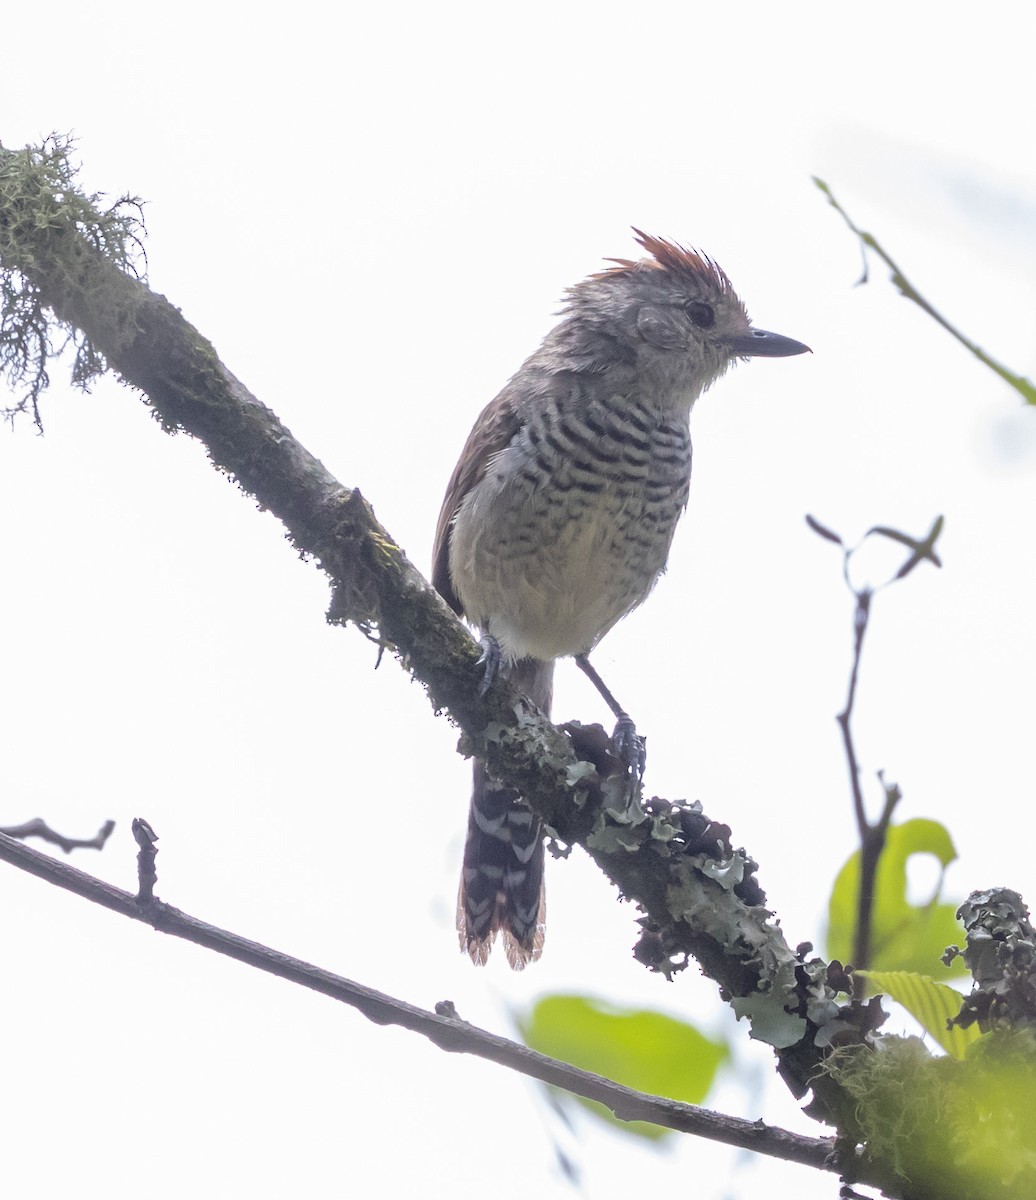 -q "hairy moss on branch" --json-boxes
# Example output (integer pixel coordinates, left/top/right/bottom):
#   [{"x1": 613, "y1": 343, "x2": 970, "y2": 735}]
[
  {"x1": 823, "y1": 1032, "x2": 1036, "y2": 1199},
  {"x1": 0, "y1": 135, "x2": 146, "y2": 426}
]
